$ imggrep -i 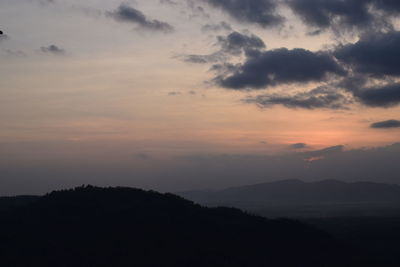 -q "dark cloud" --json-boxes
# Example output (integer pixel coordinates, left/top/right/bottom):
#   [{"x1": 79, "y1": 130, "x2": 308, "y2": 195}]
[
  {"x1": 198, "y1": 0, "x2": 399, "y2": 33},
  {"x1": 290, "y1": 143, "x2": 307, "y2": 149},
  {"x1": 208, "y1": 30, "x2": 400, "y2": 110},
  {"x1": 371, "y1": 120, "x2": 400, "y2": 129},
  {"x1": 178, "y1": 6, "x2": 400, "y2": 111},
  {"x1": 335, "y1": 31, "x2": 400, "y2": 77},
  {"x1": 185, "y1": 0, "x2": 211, "y2": 19},
  {"x1": 287, "y1": 0, "x2": 373, "y2": 31},
  {"x1": 217, "y1": 31, "x2": 266, "y2": 55},
  {"x1": 204, "y1": 0, "x2": 284, "y2": 28},
  {"x1": 107, "y1": 4, "x2": 174, "y2": 33},
  {"x1": 40, "y1": 45, "x2": 65, "y2": 55},
  {"x1": 201, "y1": 21, "x2": 232, "y2": 32},
  {"x1": 331, "y1": 31, "x2": 400, "y2": 108},
  {"x1": 336, "y1": 75, "x2": 369, "y2": 93},
  {"x1": 216, "y1": 48, "x2": 346, "y2": 89},
  {"x1": 304, "y1": 145, "x2": 345, "y2": 157},
  {"x1": 244, "y1": 86, "x2": 352, "y2": 109},
  {"x1": 354, "y1": 83, "x2": 400, "y2": 107},
  {"x1": 373, "y1": 0, "x2": 400, "y2": 13},
  {"x1": 286, "y1": 0, "x2": 397, "y2": 33},
  {"x1": 181, "y1": 31, "x2": 265, "y2": 64},
  {"x1": 182, "y1": 53, "x2": 226, "y2": 64},
  {"x1": 306, "y1": 29, "x2": 323, "y2": 36}
]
